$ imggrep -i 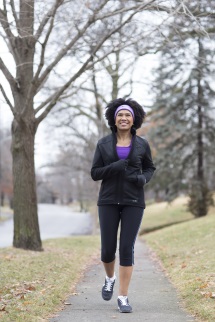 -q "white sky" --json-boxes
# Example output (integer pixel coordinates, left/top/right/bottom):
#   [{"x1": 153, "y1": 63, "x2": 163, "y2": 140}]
[
  {"x1": 0, "y1": 0, "x2": 160, "y2": 171},
  {"x1": 0, "y1": 50, "x2": 158, "y2": 171}
]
